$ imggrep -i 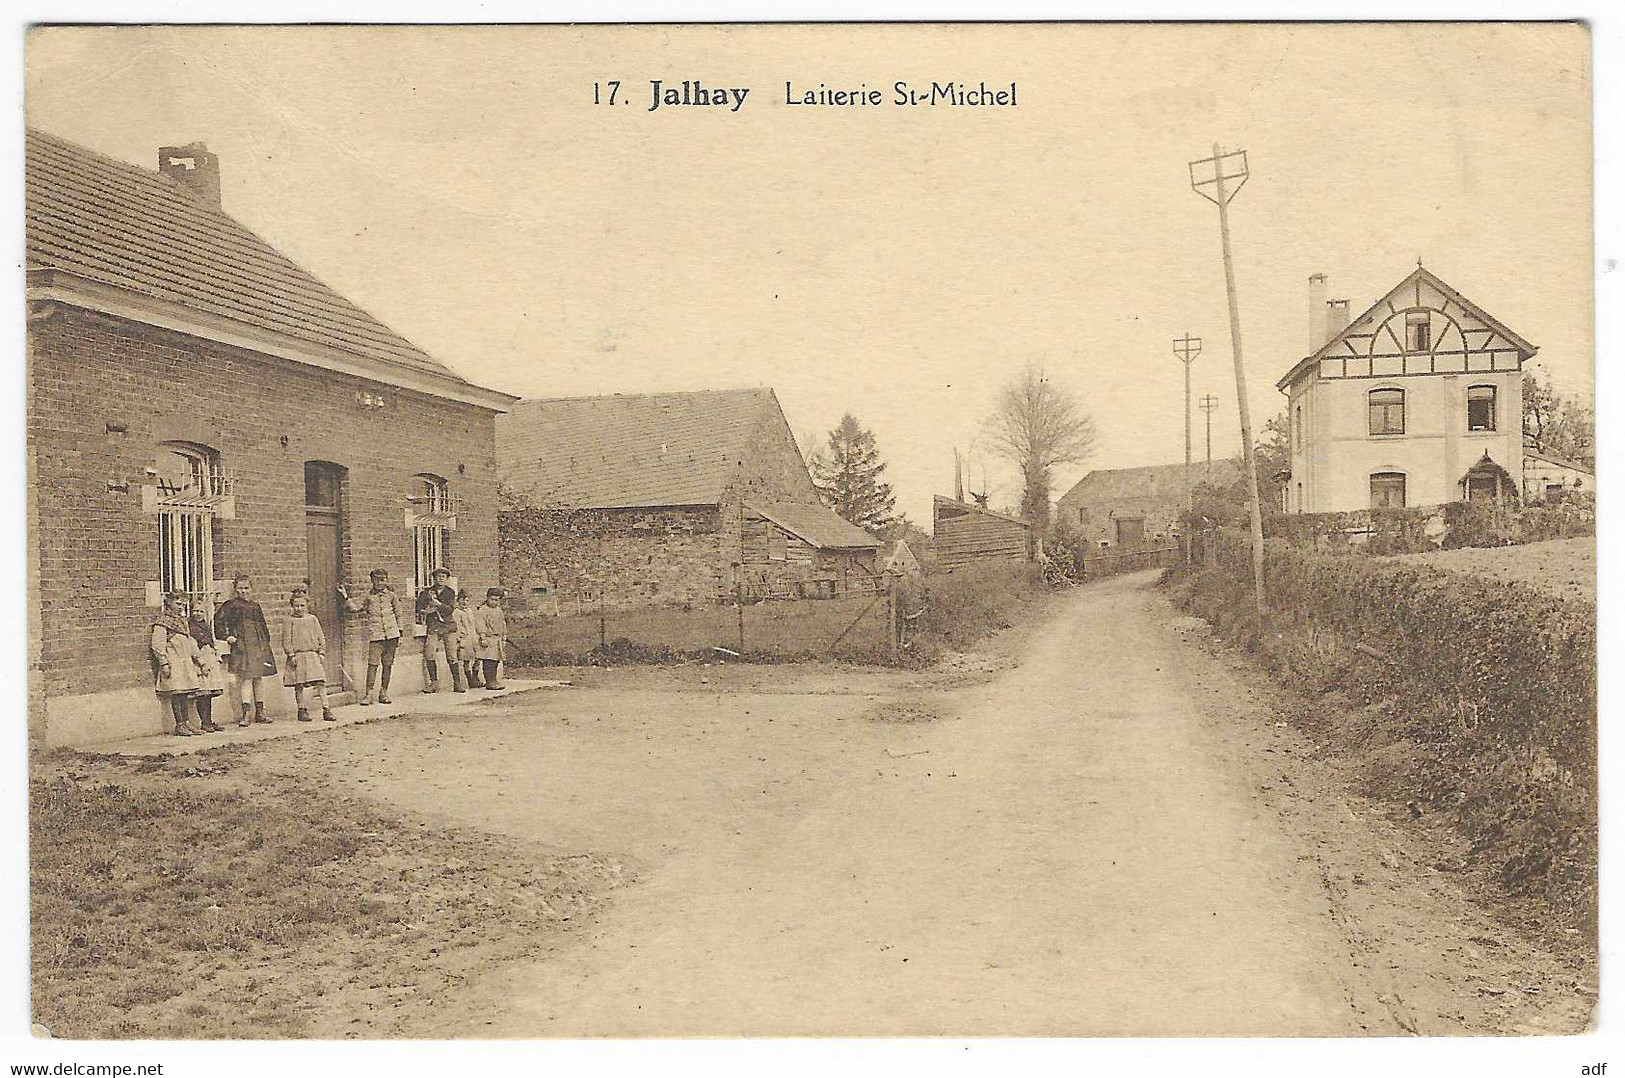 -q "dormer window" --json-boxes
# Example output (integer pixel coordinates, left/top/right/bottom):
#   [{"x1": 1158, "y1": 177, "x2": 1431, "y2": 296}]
[
  {"x1": 1405, "y1": 310, "x2": 1431, "y2": 352},
  {"x1": 1467, "y1": 384, "x2": 1497, "y2": 432}
]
